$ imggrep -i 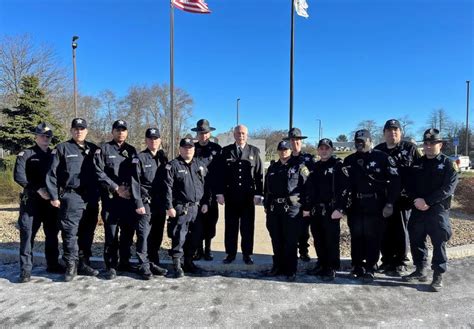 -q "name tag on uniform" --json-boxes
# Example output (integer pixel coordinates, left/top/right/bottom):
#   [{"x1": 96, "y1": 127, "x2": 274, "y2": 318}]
[
  {"x1": 144, "y1": 164, "x2": 152, "y2": 168},
  {"x1": 178, "y1": 170, "x2": 187, "y2": 173},
  {"x1": 108, "y1": 155, "x2": 116, "y2": 159},
  {"x1": 249, "y1": 156, "x2": 254, "y2": 160},
  {"x1": 66, "y1": 154, "x2": 78, "y2": 158},
  {"x1": 30, "y1": 158, "x2": 40, "y2": 161}
]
